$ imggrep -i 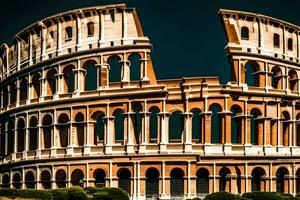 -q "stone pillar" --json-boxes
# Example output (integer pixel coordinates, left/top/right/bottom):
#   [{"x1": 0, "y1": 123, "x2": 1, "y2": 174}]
[
  {"x1": 120, "y1": 57, "x2": 130, "y2": 86},
  {"x1": 27, "y1": 74, "x2": 33, "y2": 104},
  {"x1": 74, "y1": 60, "x2": 86, "y2": 95},
  {"x1": 16, "y1": 79, "x2": 20, "y2": 107},
  {"x1": 76, "y1": 15, "x2": 82, "y2": 51},
  {"x1": 7, "y1": 85, "x2": 11, "y2": 106},
  {"x1": 55, "y1": 73, "x2": 64, "y2": 97},
  {"x1": 97, "y1": 63, "x2": 109, "y2": 89},
  {"x1": 28, "y1": 32, "x2": 33, "y2": 66},
  {"x1": 41, "y1": 25, "x2": 47, "y2": 61},
  {"x1": 121, "y1": 9, "x2": 128, "y2": 44},
  {"x1": 124, "y1": 112, "x2": 135, "y2": 153},
  {"x1": 158, "y1": 112, "x2": 170, "y2": 153},
  {"x1": 140, "y1": 51, "x2": 149, "y2": 82},
  {"x1": 201, "y1": 112, "x2": 212, "y2": 144},
  {"x1": 56, "y1": 19, "x2": 62, "y2": 55},
  {"x1": 4, "y1": 122, "x2": 8, "y2": 155},
  {"x1": 98, "y1": 9, "x2": 105, "y2": 46},
  {"x1": 183, "y1": 112, "x2": 193, "y2": 153},
  {"x1": 139, "y1": 111, "x2": 150, "y2": 153},
  {"x1": 0, "y1": 90, "x2": 3, "y2": 110},
  {"x1": 104, "y1": 116, "x2": 114, "y2": 154},
  {"x1": 16, "y1": 39, "x2": 21, "y2": 70},
  {"x1": 39, "y1": 71, "x2": 47, "y2": 101},
  {"x1": 13, "y1": 119, "x2": 17, "y2": 160}
]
